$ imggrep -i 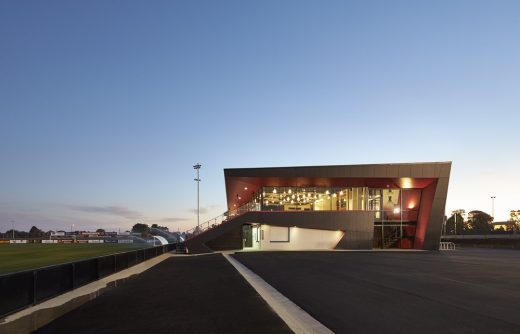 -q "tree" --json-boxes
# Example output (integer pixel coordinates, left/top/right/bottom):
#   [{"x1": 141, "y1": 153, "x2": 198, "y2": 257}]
[
  {"x1": 445, "y1": 210, "x2": 466, "y2": 234},
  {"x1": 131, "y1": 223, "x2": 150, "y2": 236},
  {"x1": 29, "y1": 226, "x2": 44, "y2": 238},
  {"x1": 509, "y1": 210, "x2": 520, "y2": 232},
  {"x1": 96, "y1": 229, "x2": 106, "y2": 235},
  {"x1": 467, "y1": 210, "x2": 493, "y2": 234},
  {"x1": 151, "y1": 224, "x2": 169, "y2": 231}
]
